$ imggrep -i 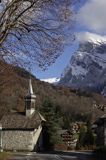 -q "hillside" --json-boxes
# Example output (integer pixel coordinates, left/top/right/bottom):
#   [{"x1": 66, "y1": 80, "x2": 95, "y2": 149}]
[{"x1": 0, "y1": 63, "x2": 105, "y2": 121}]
